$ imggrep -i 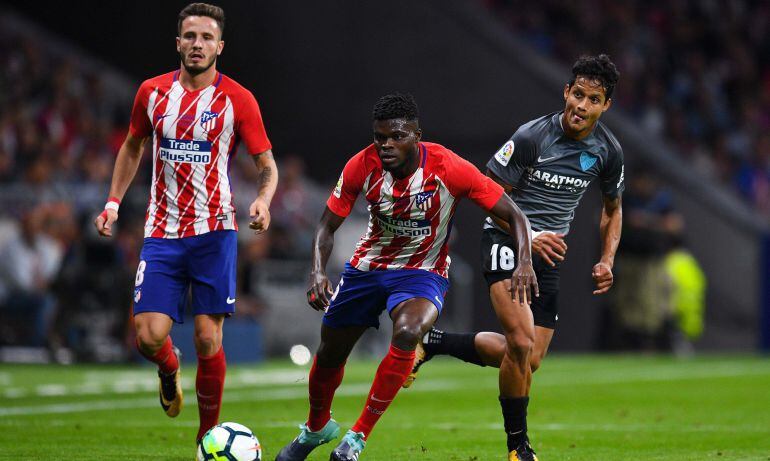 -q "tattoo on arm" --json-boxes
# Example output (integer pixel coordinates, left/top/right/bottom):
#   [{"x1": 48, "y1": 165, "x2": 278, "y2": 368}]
[{"x1": 258, "y1": 167, "x2": 273, "y2": 187}]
